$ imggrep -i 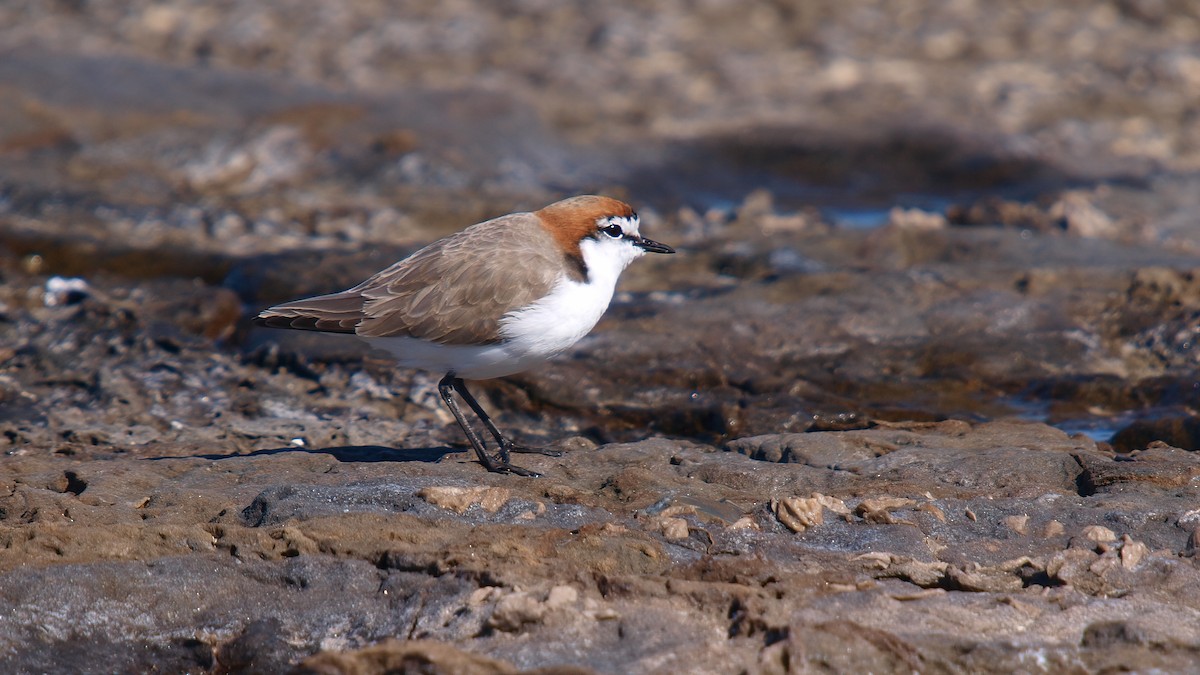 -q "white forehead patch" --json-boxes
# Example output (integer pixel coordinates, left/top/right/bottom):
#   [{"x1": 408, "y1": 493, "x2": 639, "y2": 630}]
[{"x1": 597, "y1": 214, "x2": 640, "y2": 235}]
